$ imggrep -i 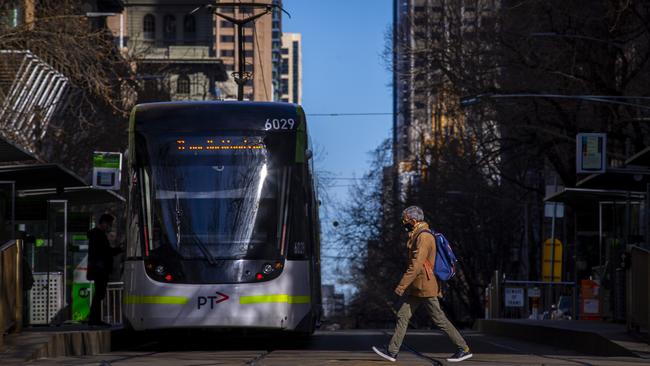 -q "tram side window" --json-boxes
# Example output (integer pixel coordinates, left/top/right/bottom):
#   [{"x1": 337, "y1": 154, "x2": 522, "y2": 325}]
[{"x1": 288, "y1": 172, "x2": 311, "y2": 259}]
